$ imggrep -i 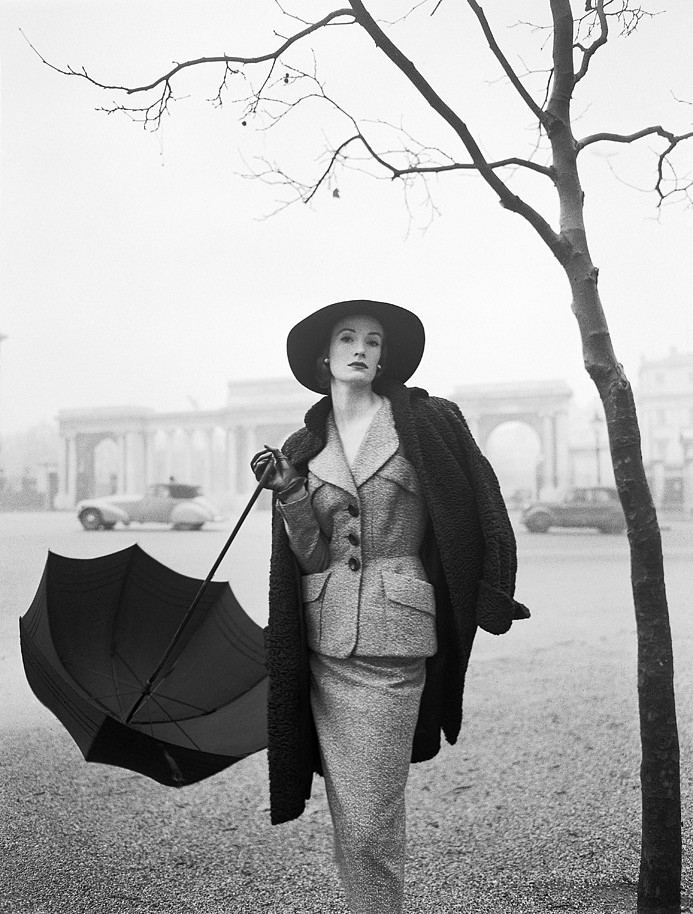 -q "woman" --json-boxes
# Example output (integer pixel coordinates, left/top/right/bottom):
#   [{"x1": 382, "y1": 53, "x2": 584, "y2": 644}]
[{"x1": 251, "y1": 299, "x2": 528, "y2": 914}]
